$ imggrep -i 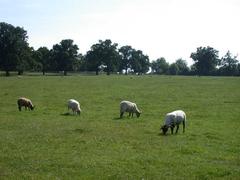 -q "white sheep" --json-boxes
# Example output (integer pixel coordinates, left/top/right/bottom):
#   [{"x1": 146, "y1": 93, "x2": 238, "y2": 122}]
[
  {"x1": 67, "y1": 99, "x2": 81, "y2": 115},
  {"x1": 17, "y1": 97, "x2": 34, "y2": 111},
  {"x1": 160, "y1": 110, "x2": 186, "y2": 135},
  {"x1": 120, "y1": 100, "x2": 141, "y2": 118}
]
